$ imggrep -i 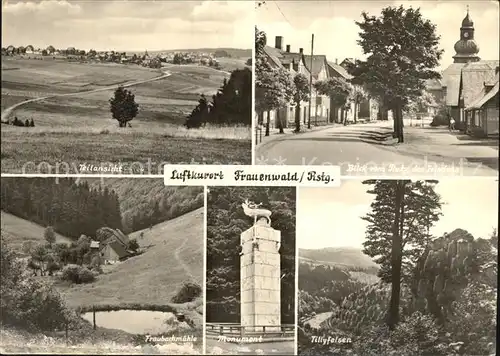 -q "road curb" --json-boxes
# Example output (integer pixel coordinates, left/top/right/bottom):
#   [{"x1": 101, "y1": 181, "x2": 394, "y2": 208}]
[{"x1": 255, "y1": 124, "x2": 346, "y2": 155}]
